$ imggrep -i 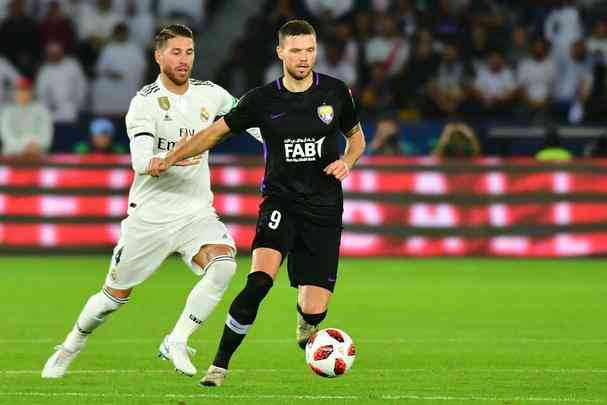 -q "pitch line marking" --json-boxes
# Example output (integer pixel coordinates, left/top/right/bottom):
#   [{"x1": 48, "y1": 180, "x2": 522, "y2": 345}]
[
  {"x1": 0, "y1": 392, "x2": 604, "y2": 403},
  {"x1": 3, "y1": 337, "x2": 606, "y2": 344},
  {"x1": 3, "y1": 368, "x2": 607, "y2": 375}
]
